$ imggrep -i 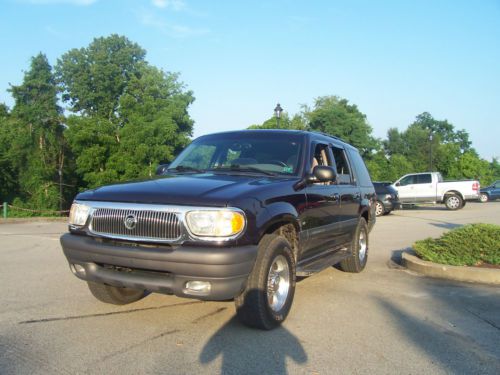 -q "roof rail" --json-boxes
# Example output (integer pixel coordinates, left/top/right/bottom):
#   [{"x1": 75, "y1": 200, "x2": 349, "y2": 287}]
[{"x1": 309, "y1": 131, "x2": 346, "y2": 143}]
